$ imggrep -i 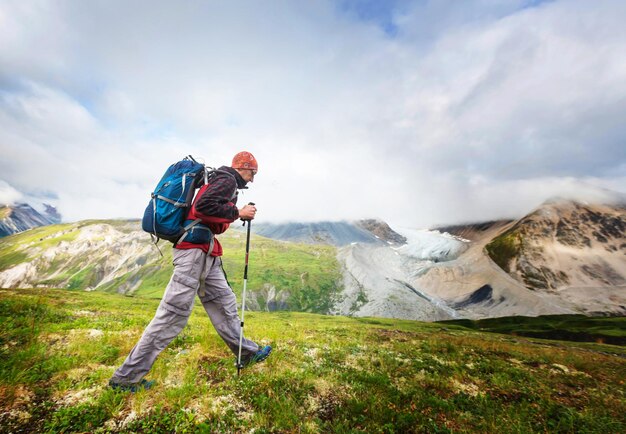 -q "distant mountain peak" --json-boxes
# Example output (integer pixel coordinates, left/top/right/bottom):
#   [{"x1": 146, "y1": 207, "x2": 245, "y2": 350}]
[
  {"x1": 0, "y1": 202, "x2": 62, "y2": 238},
  {"x1": 252, "y1": 219, "x2": 406, "y2": 246},
  {"x1": 486, "y1": 199, "x2": 626, "y2": 291},
  {"x1": 541, "y1": 187, "x2": 626, "y2": 208},
  {"x1": 43, "y1": 203, "x2": 62, "y2": 224},
  {"x1": 355, "y1": 219, "x2": 406, "y2": 245}
]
